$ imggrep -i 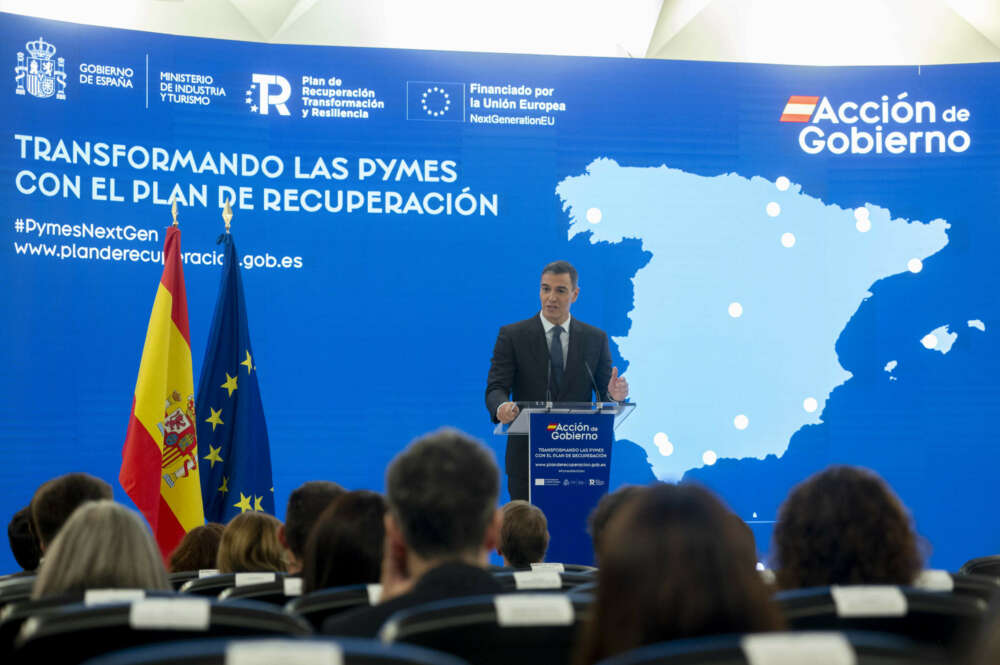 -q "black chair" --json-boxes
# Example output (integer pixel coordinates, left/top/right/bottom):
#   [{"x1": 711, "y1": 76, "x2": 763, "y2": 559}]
[
  {"x1": 380, "y1": 593, "x2": 590, "y2": 665},
  {"x1": 0, "y1": 577, "x2": 35, "y2": 612},
  {"x1": 286, "y1": 584, "x2": 382, "y2": 630},
  {"x1": 0, "y1": 589, "x2": 174, "y2": 658},
  {"x1": 594, "y1": 631, "x2": 948, "y2": 665},
  {"x1": 220, "y1": 577, "x2": 304, "y2": 605},
  {"x1": 80, "y1": 636, "x2": 470, "y2": 665},
  {"x1": 12, "y1": 597, "x2": 312, "y2": 664},
  {"x1": 179, "y1": 572, "x2": 284, "y2": 596},
  {"x1": 776, "y1": 586, "x2": 986, "y2": 654},
  {"x1": 167, "y1": 570, "x2": 215, "y2": 591},
  {"x1": 531, "y1": 563, "x2": 597, "y2": 575},
  {"x1": 492, "y1": 571, "x2": 593, "y2": 592},
  {"x1": 960, "y1": 556, "x2": 1000, "y2": 579},
  {"x1": 913, "y1": 570, "x2": 1000, "y2": 603}
]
